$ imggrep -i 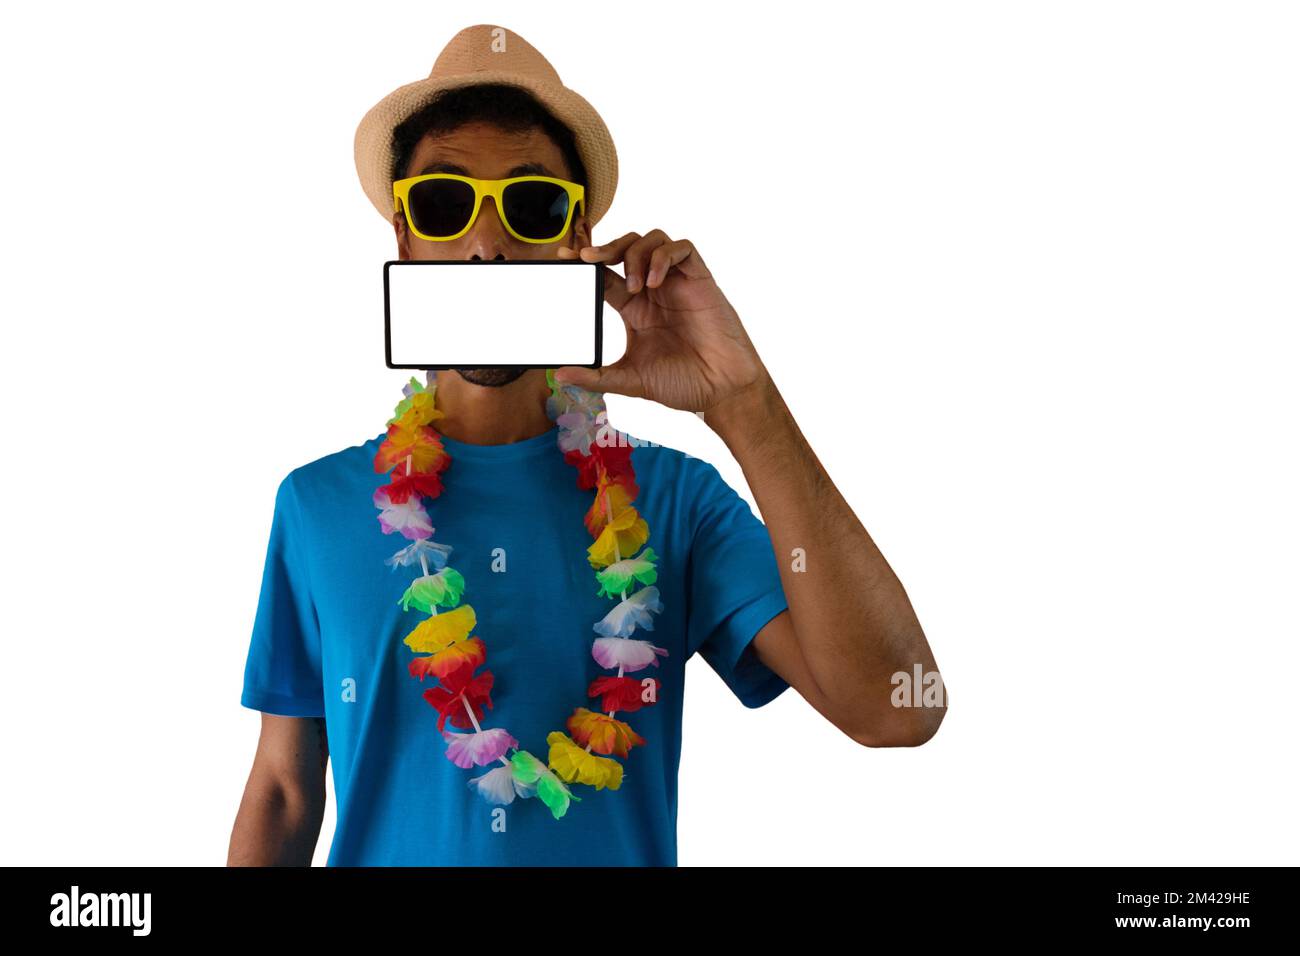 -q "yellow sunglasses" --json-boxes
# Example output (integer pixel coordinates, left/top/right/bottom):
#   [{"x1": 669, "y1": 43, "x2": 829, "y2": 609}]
[{"x1": 393, "y1": 173, "x2": 585, "y2": 243}]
